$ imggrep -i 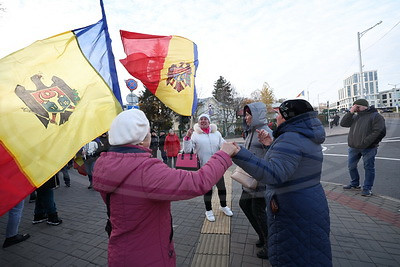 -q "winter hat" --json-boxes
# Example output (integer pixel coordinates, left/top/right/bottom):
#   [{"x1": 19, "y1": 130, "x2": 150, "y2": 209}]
[
  {"x1": 198, "y1": 113, "x2": 211, "y2": 122},
  {"x1": 353, "y1": 98, "x2": 369, "y2": 107},
  {"x1": 279, "y1": 99, "x2": 314, "y2": 120},
  {"x1": 108, "y1": 109, "x2": 150, "y2": 145}
]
